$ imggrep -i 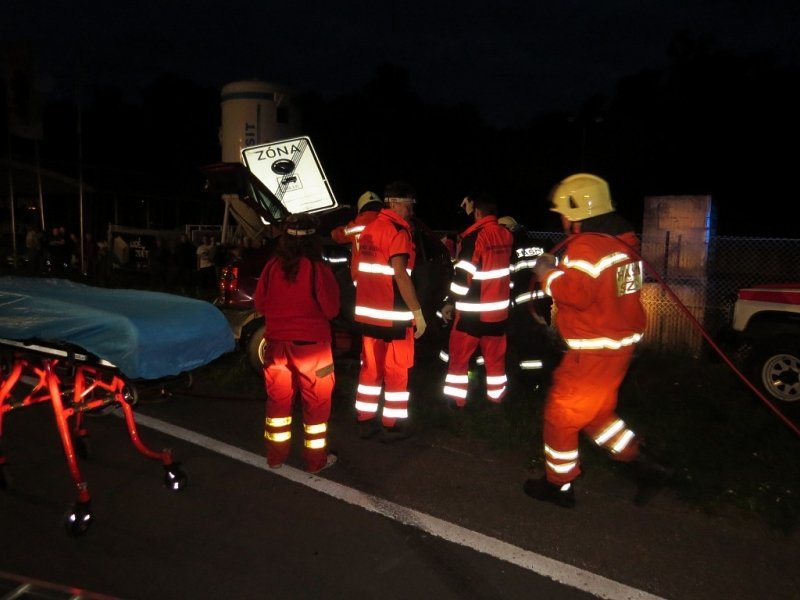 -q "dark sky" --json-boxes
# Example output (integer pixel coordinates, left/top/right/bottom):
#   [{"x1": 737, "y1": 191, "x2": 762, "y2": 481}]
[{"x1": 5, "y1": 0, "x2": 800, "y2": 128}]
